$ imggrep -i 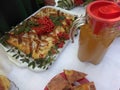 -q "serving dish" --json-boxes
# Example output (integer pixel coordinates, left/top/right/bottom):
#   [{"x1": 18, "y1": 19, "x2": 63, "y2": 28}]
[
  {"x1": 44, "y1": 69, "x2": 96, "y2": 90},
  {"x1": 0, "y1": 6, "x2": 77, "y2": 72}
]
